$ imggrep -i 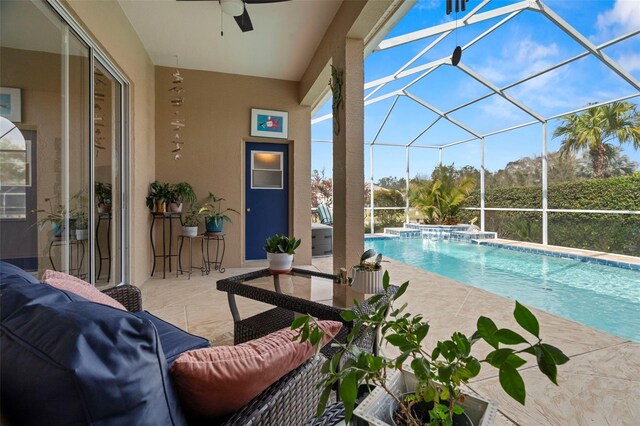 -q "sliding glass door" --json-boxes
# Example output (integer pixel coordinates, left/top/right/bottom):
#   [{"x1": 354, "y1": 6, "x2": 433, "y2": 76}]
[{"x1": 0, "y1": 0, "x2": 128, "y2": 285}]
